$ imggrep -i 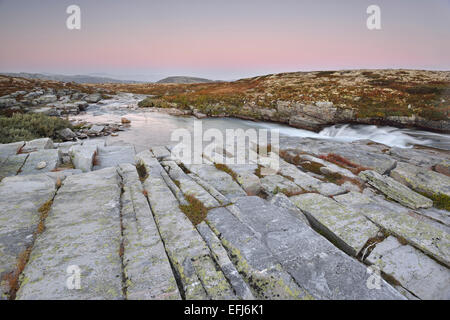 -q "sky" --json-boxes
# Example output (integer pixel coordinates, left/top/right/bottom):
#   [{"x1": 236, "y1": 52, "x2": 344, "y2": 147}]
[{"x1": 0, "y1": 0, "x2": 449, "y2": 81}]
